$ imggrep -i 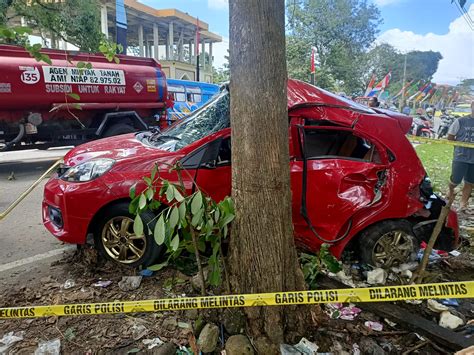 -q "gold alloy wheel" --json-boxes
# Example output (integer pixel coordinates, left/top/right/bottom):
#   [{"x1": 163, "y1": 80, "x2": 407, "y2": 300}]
[
  {"x1": 372, "y1": 230, "x2": 414, "y2": 267},
  {"x1": 101, "y1": 216, "x2": 146, "y2": 264}
]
